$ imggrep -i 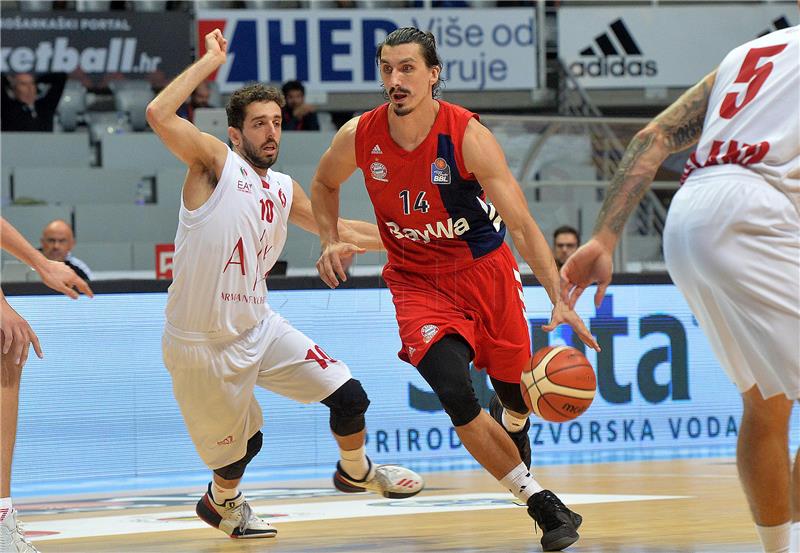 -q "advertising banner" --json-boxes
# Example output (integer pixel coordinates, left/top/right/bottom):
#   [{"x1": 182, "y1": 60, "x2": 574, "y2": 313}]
[
  {"x1": 0, "y1": 11, "x2": 192, "y2": 86},
  {"x1": 559, "y1": 5, "x2": 798, "y2": 89},
  {"x1": 197, "y1": 8, "x2": 538, "y2": 93},
  {"x1": 10, "y1": 284, "x2": 799, "y2": 495}
]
